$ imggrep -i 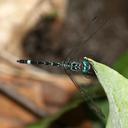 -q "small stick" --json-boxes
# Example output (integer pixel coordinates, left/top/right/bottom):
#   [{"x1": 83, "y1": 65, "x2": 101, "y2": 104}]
[{"x1": 0, "y1": 84, "x2": 47, "y2": 118}]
